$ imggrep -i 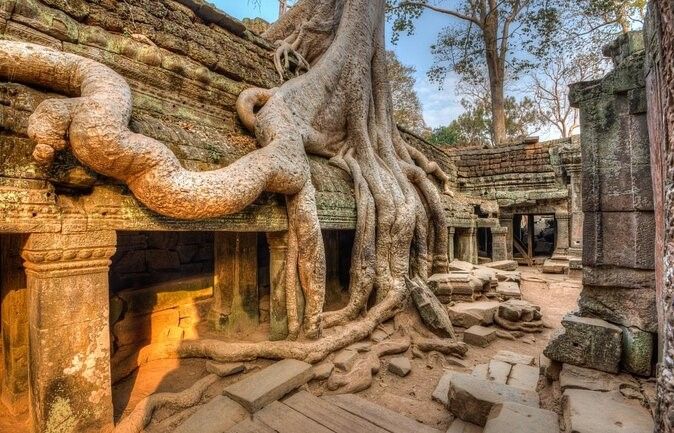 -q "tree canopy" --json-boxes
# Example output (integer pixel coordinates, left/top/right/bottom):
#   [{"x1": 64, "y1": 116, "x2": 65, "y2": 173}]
[{"x1": 386, "y1": 51, "x2": 430, "y2": 137}]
